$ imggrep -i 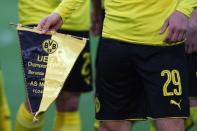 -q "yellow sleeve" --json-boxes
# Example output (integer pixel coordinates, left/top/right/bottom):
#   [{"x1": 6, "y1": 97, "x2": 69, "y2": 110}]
[
  {"x1": 53, "y1": 0, "x2": 84, "y2": 19},
  {"x1": 176, "y1": 0, "x2": 197, "y2": 17}
]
